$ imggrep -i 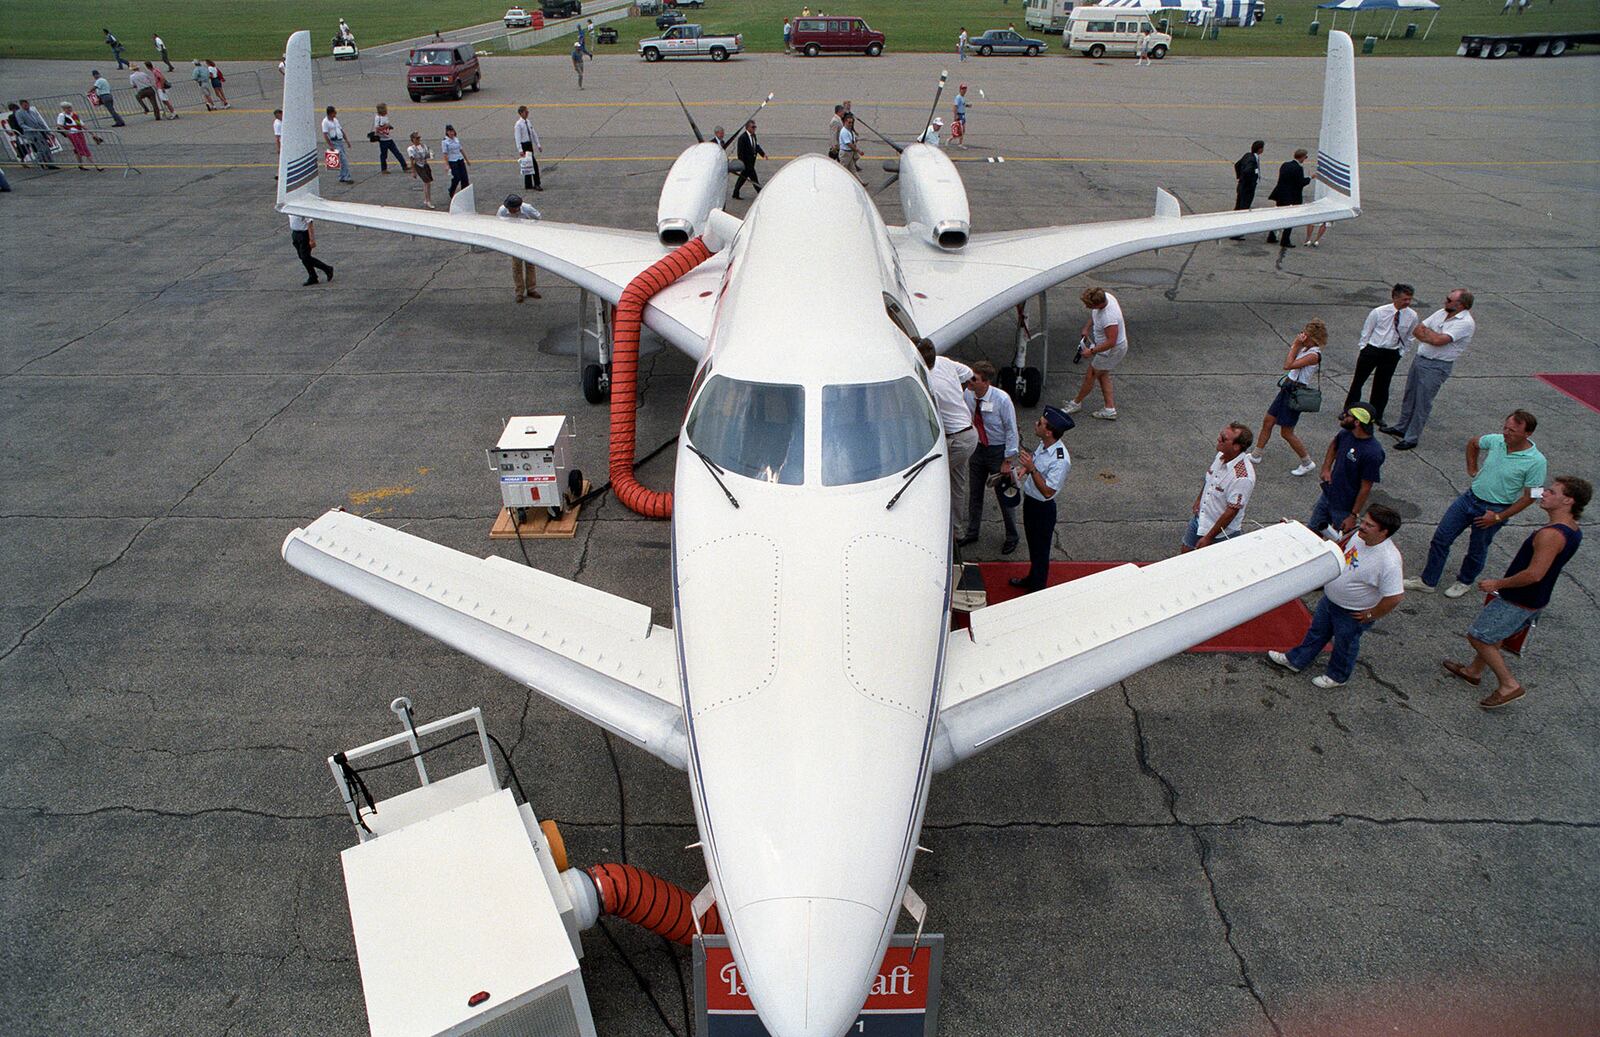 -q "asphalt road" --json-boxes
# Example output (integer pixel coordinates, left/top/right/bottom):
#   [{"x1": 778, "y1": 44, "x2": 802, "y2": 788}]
[{"x1": 1, "y1": 47, "x2": 1597, "y2": 1037}]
